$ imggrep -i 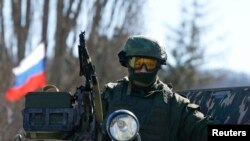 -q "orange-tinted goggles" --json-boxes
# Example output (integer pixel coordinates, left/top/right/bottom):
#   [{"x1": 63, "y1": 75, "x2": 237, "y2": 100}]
[{"x1": 129, "y1": 57, "x2": 158, "y2": 70}]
